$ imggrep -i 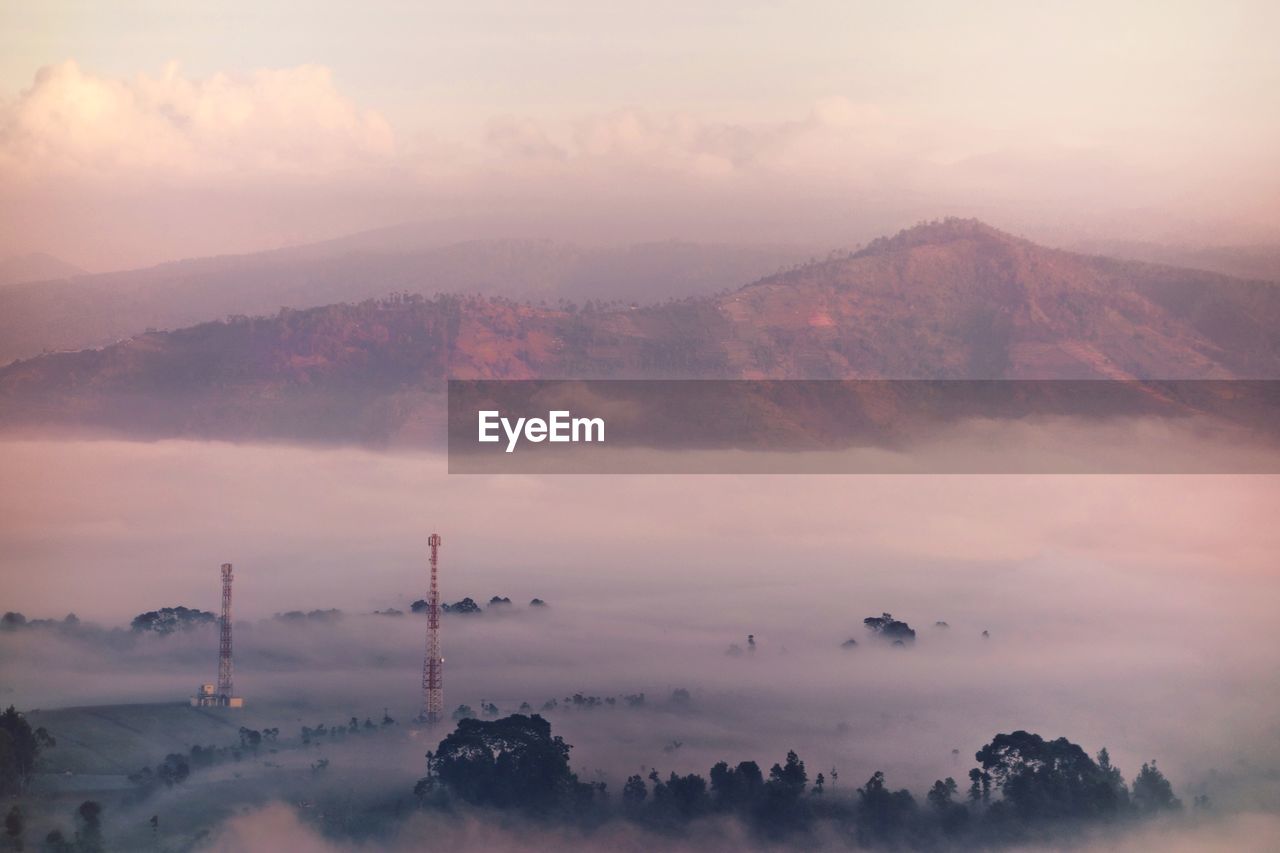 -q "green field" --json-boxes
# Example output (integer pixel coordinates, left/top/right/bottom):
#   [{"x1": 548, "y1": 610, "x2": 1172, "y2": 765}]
[{"x1": 29, "y1": 702, "x2": 280, "y2": 776}]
